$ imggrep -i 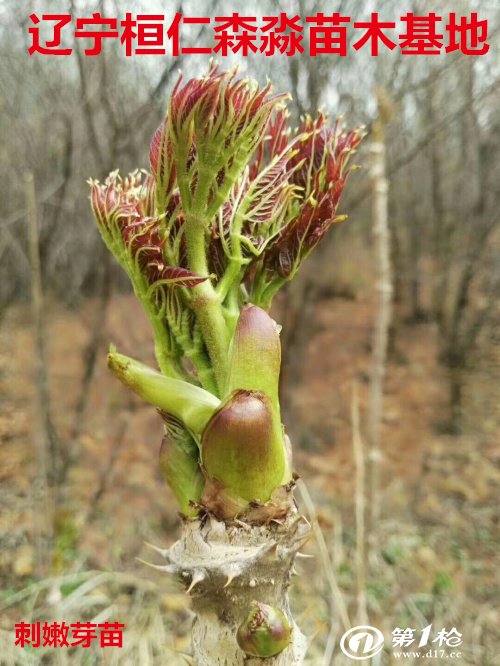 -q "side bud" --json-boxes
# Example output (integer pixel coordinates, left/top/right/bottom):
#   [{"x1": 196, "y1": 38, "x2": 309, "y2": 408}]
[
  {"x1": 159, "y1": 429, "x2": 204, "y2": 518},
  {"x1": 201, "y1": 390, "x2": 286, "y2": 505},
  {"x1": 107, "y1": 348, "x2": 220, "y2": 436},
  {"x1": 236, "y1": 601, "x2": 292, "y2": 658}
]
